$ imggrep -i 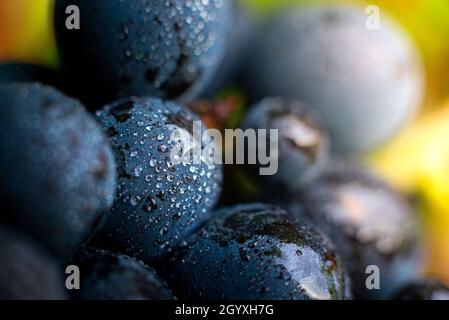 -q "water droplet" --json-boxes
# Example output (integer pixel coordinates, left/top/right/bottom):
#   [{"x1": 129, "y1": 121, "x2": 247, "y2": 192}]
[
  {"x1": 133, "y1": 165, "x2": 144, "y2": 177},
  {"x1": 159, "y1": 145, "x2": 169, "y2": 153},
  {"x1": 130, "y1": 195, "x2": 142, "y2": 206},
  {"x1": 150, "y1": 158, "x2": 158, "y2": 167},
  {"x1": 143, "y1": 196, "x2": 158, "y2": 212}
]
